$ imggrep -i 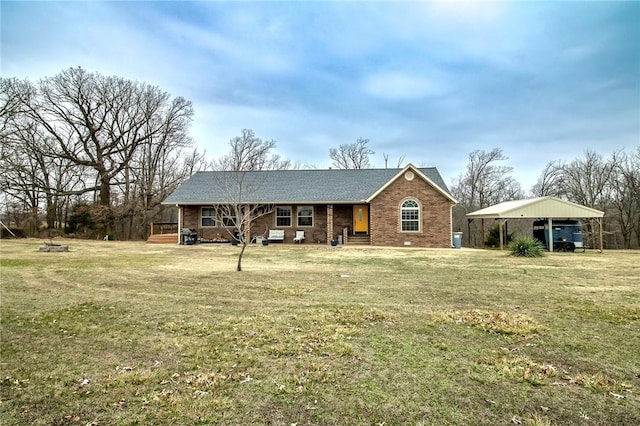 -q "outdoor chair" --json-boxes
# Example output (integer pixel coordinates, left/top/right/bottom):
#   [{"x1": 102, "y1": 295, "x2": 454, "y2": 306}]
[{"x1": 293, "y1": 230, "x2": 305, "y2": 244}]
